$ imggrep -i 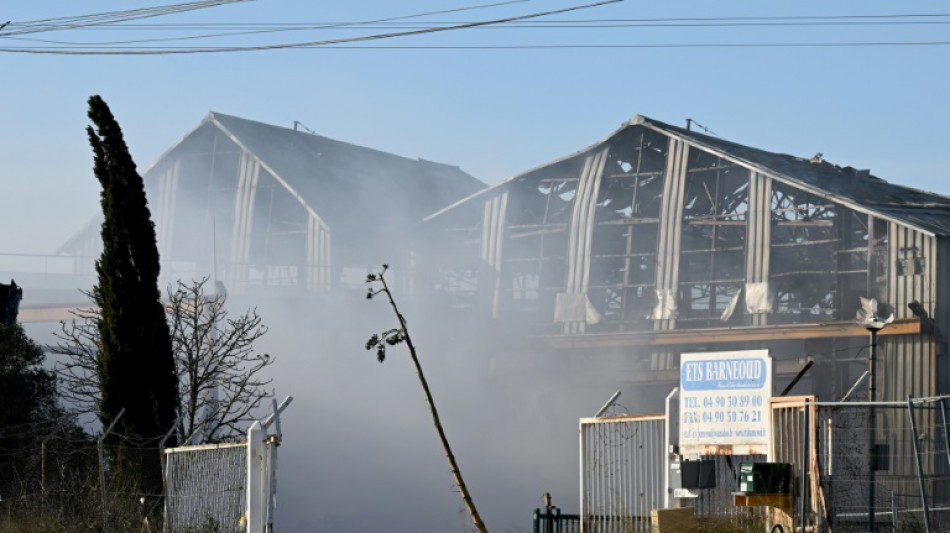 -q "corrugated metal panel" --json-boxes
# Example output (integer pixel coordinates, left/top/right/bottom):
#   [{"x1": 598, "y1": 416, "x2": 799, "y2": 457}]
[
  {"x1": 480, "y1": 191, "x2": 509, "y2": 318},
  {"x1": 306, "y1": 215, "x2": 331, "y2": 291},
  {"x1": 562, "y1": 149, "x2": 608, "y2": 334},
  {"x1": 653, "y1": 139, "x2": 687, "y2": 331},
  {"x1": 746, "y1": 172, "x2": 771, "y2": 327},
  {"x1": 155, "y1": 160, "x2": 180, "y2": 269},
  {"x1": 880, "y1": 225, "x2": 937, "y2": 479},
  {"x1": 228, "y1": 152, "x2": 260, "y2": 293}
]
